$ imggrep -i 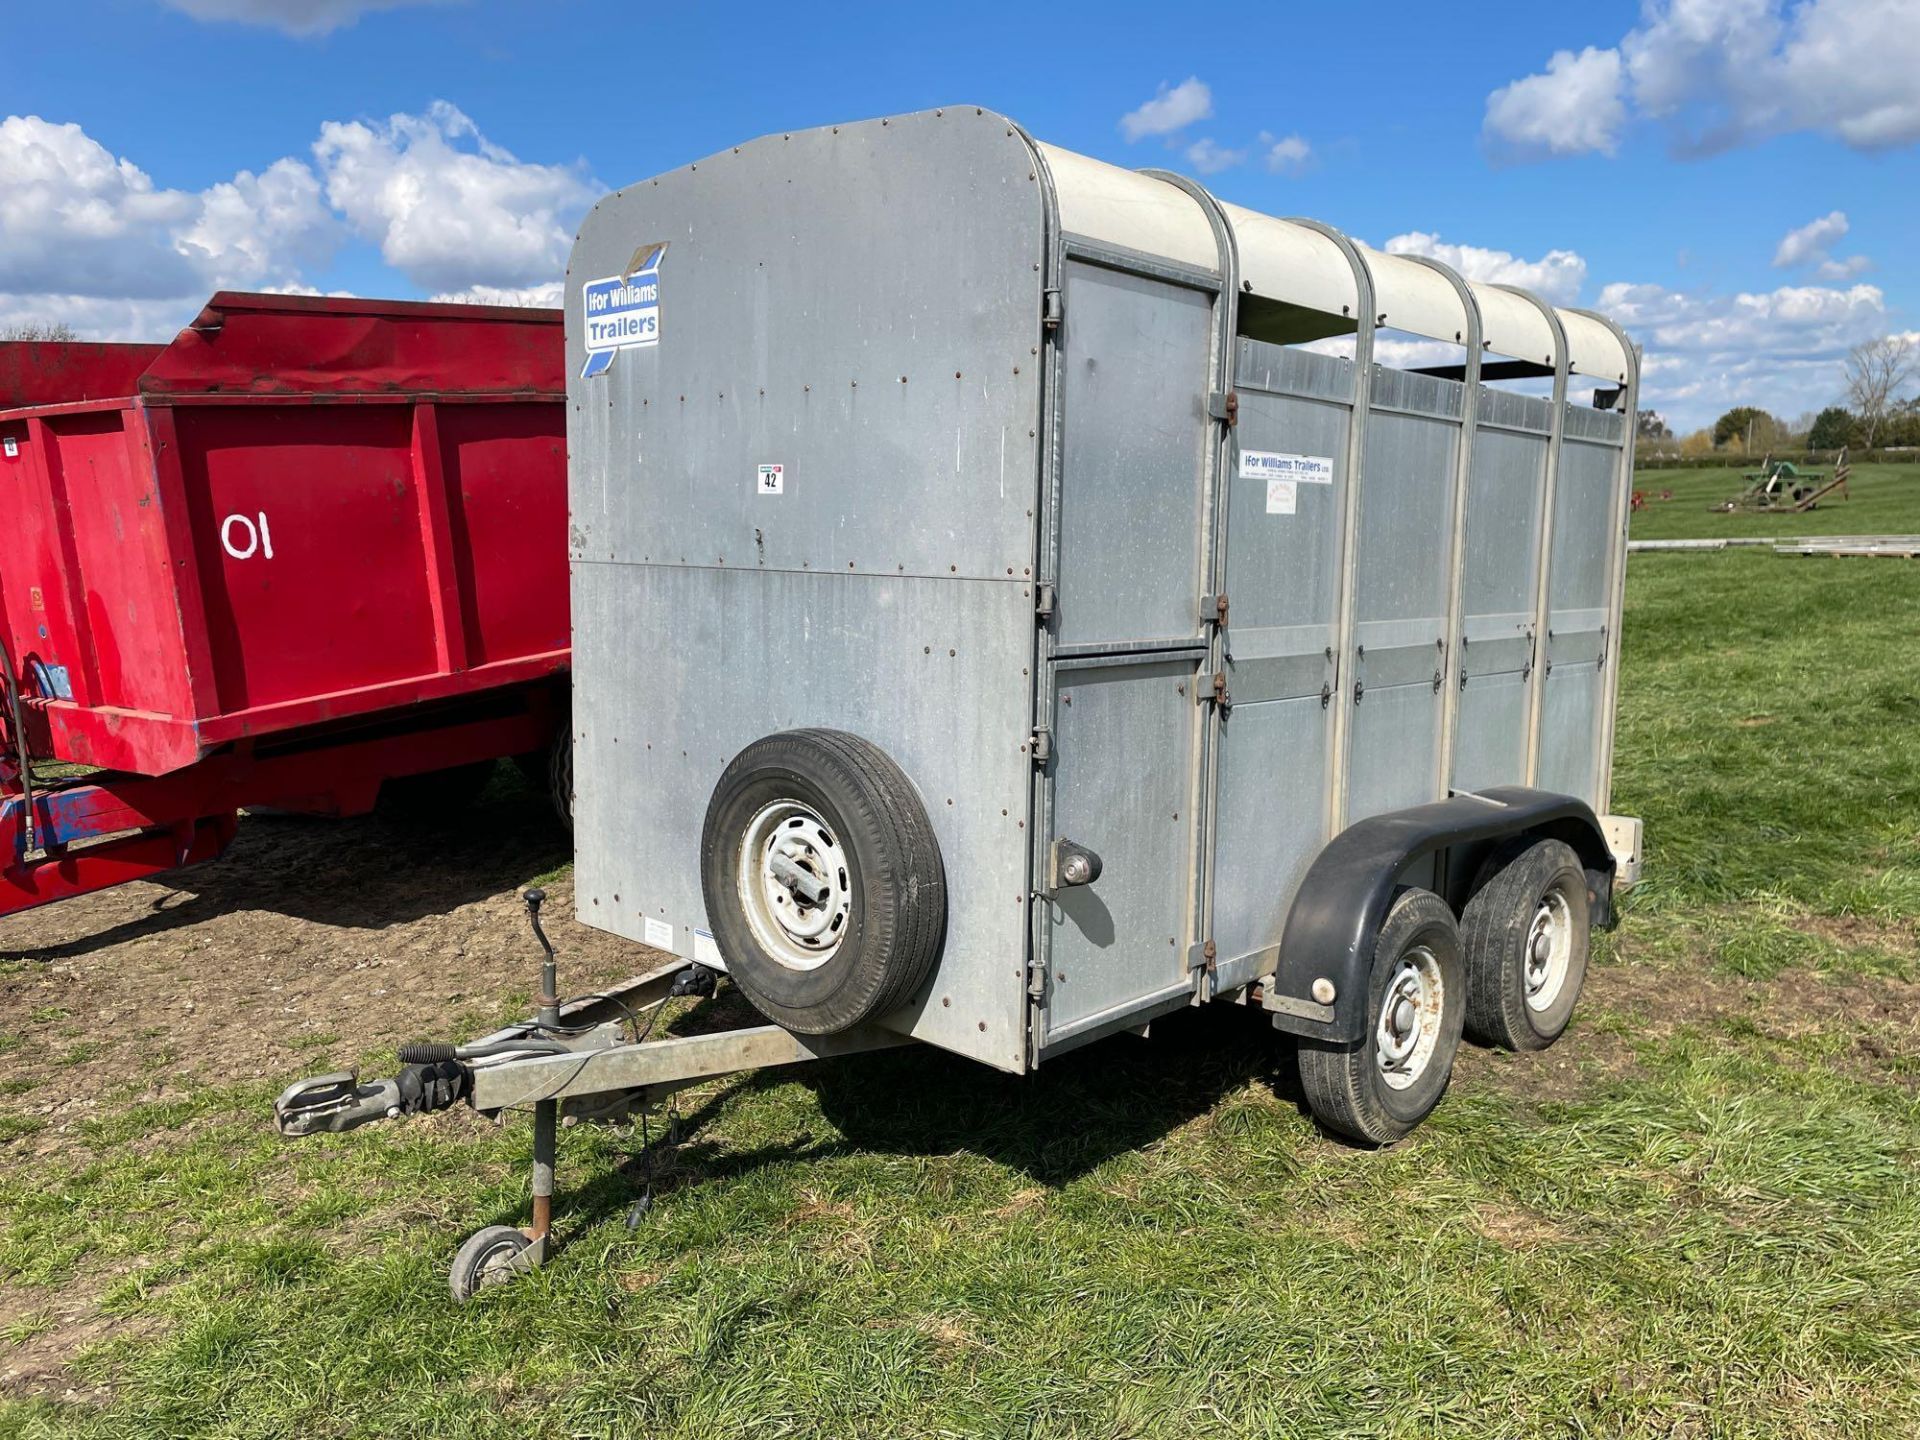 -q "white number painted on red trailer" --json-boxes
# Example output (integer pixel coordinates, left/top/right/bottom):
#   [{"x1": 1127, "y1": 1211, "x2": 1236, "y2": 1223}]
[{"x1": 221, "y1": 511, "x2": 276, "y2": 560}]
